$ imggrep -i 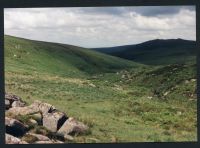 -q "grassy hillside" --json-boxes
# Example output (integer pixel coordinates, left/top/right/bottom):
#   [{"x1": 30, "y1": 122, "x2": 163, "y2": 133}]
[
  {"x1": 93, "y1": 39, "x2": 196, "y2": 65},
  {"x1": 5, "y1": 35, "x2": 197, "y2": 142},
  {"x1": 5, "y1": 35, "x2": 137, "y2": 77}
]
